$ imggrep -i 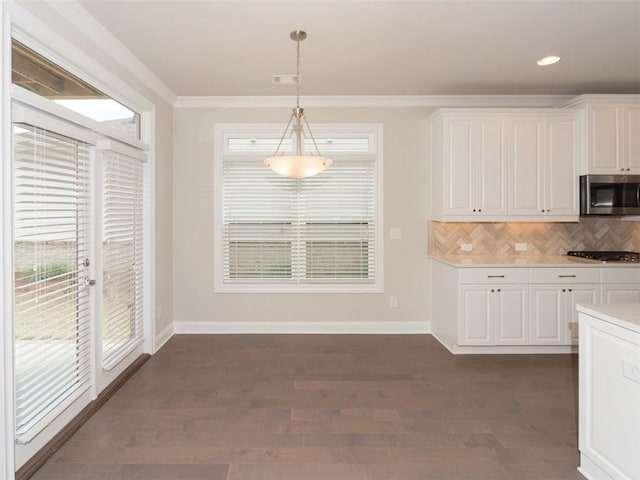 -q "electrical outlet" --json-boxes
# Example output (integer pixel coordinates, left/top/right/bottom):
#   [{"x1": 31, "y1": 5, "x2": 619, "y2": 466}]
[
  {"x1": 389, "y1": 296, "x2": 398, "y2": 308},
  {"x1": 460, "y1": 243, "x2": 472, "y2": 252},
  {"x1": 515, "y1": 243, "x2": 528, "y2": 252},
  {"x1": 623, "y1": 360, "x2": 640, "y2": 384}
]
